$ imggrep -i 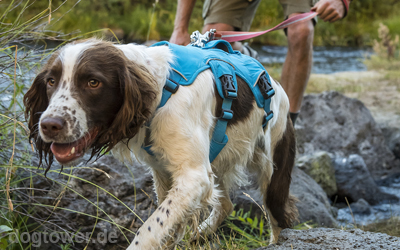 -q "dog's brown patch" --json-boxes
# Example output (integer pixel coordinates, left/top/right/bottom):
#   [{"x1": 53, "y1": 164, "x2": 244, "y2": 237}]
[
  {"x1": 214, "y1": 76, "x2": 255, "y2": 126},
  {"x1": 266, "y1": 115, "x2": 298, "y2": 228}
]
